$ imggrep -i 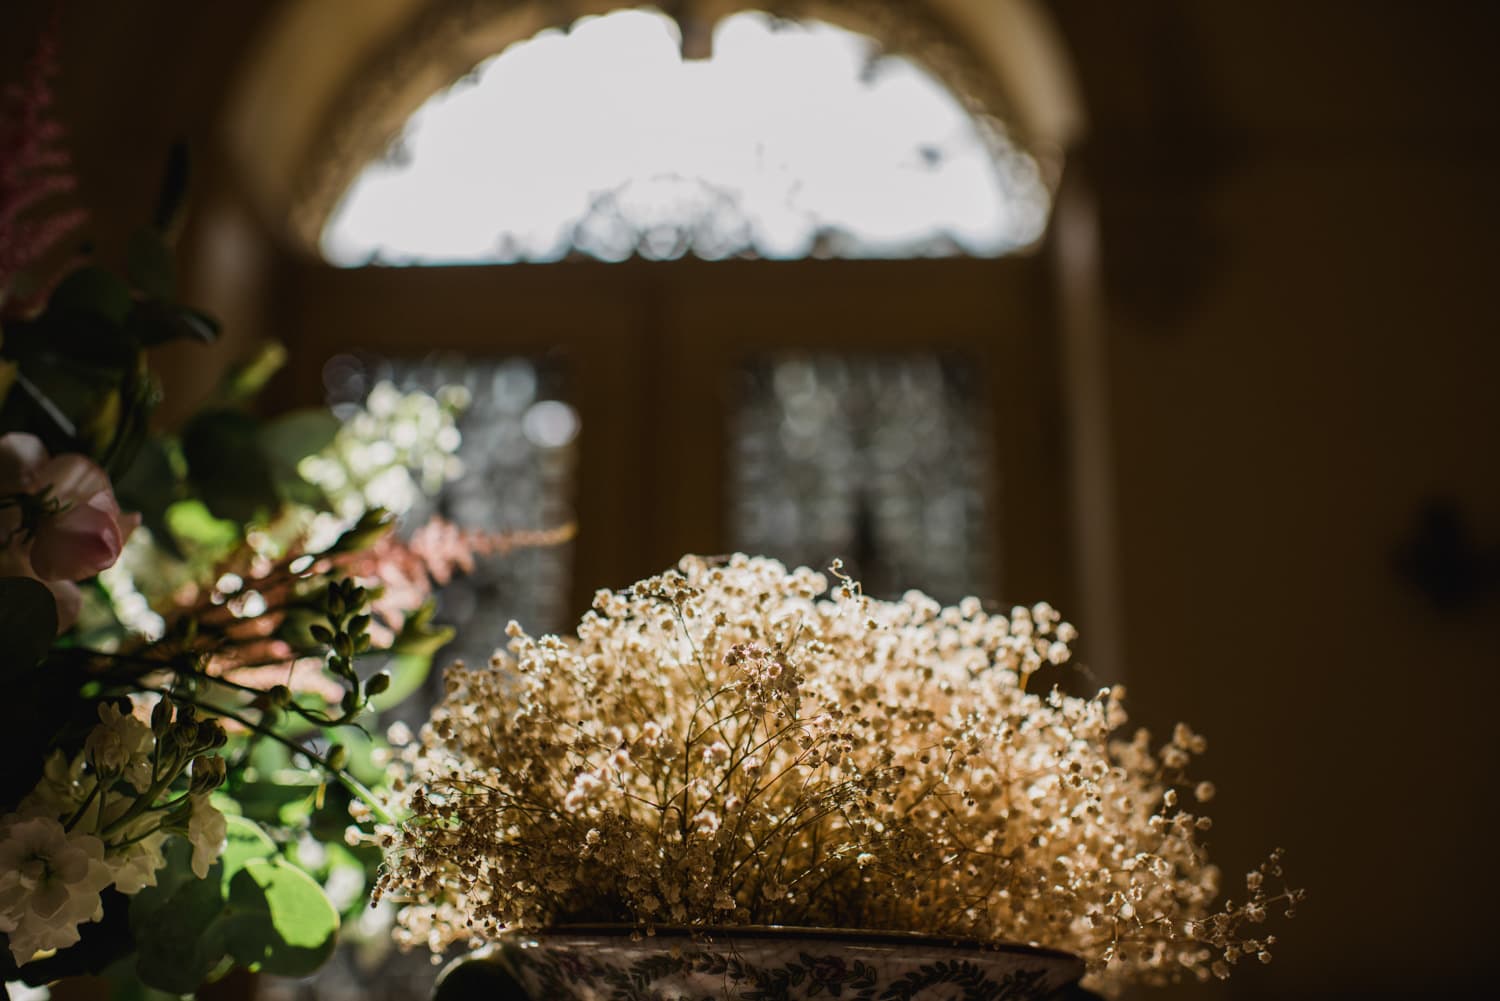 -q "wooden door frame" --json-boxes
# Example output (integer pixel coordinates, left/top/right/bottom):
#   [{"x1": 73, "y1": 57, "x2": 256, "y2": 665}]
[{"x1": 283, "y1": 255, "x2": 1070, "y2": 619}]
